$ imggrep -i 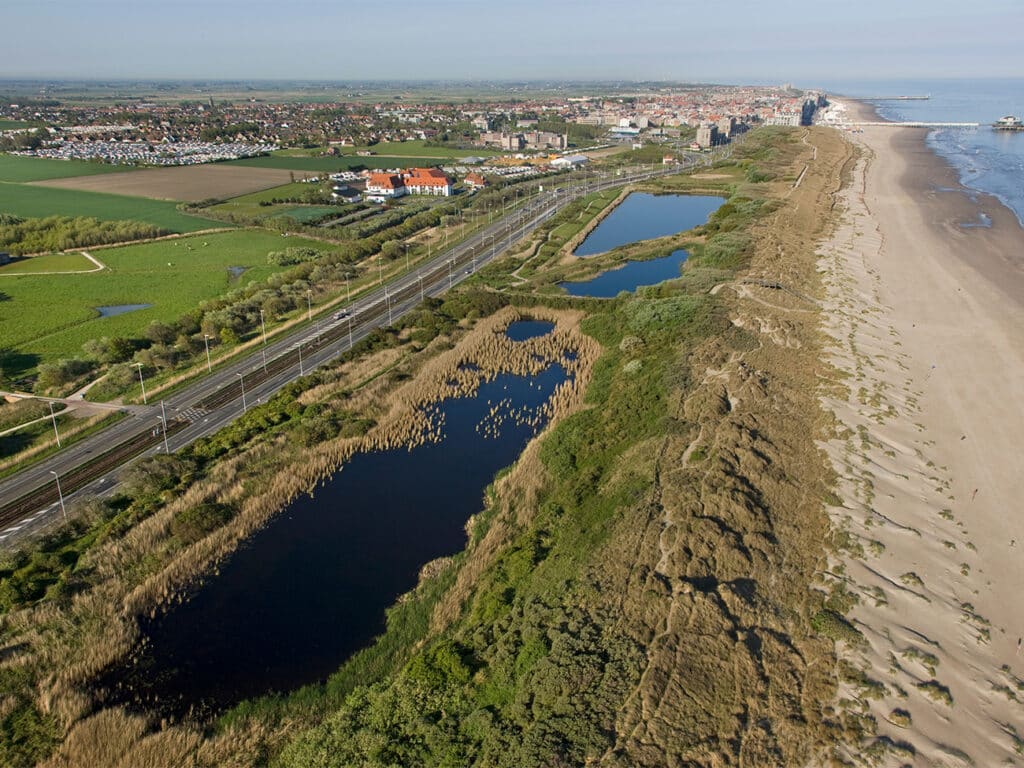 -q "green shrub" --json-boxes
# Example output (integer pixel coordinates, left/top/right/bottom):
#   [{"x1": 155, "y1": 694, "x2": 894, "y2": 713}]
[{"x1": 170, "y1": 502, "x2": 236, "y2": 544}]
